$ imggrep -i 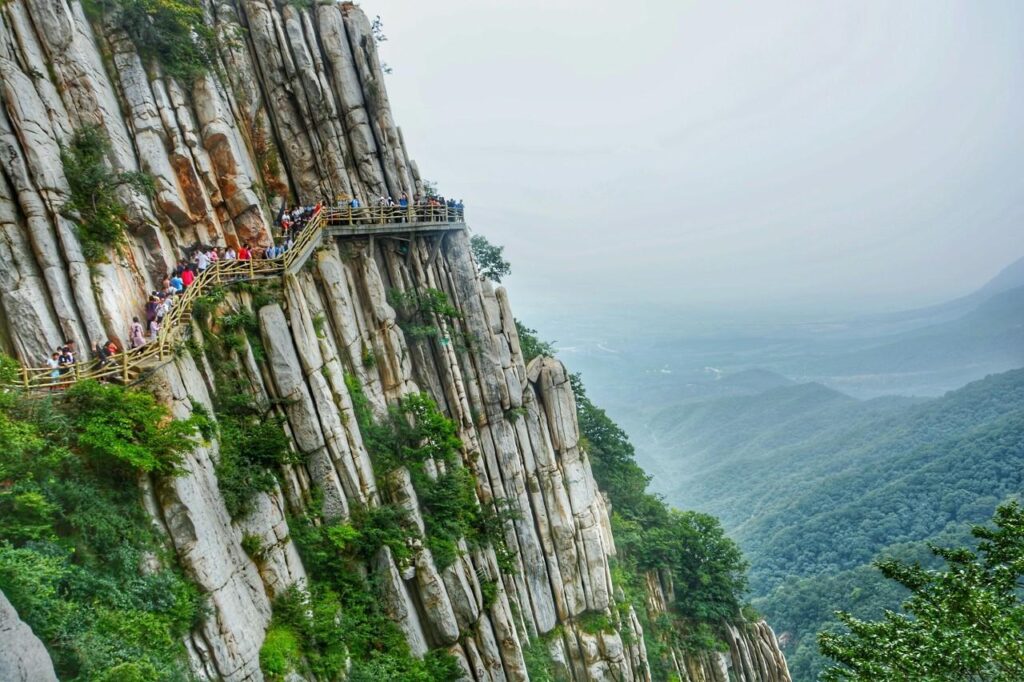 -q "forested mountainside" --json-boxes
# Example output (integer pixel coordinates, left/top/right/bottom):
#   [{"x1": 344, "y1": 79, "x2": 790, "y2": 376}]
[
  {"x1": 649, "y1": 368, "x2": 1024, "y2": 680},
  {"x1": 0, "y1": 1, "x2": 789, "y2": 680}
]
